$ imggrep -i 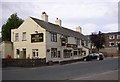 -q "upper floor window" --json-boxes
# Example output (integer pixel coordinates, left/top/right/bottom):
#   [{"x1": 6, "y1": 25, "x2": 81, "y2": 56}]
[
  {"x1": 86, "y1": 41, "x2": 88, "y2": 46},
  {"x1": 109, "y1": 35, "x2": 115, "y2": 39},
  {"x1": 22, "y1": 32, "x2": 26, "y2": 41},
  {"x1": 76, "y1": 38, "x2": 80, "y2": 46},
  {"x1": 51, "y1": 33, "x2": 57, "y2": 42},
  {"x1": 117, "y1": 35, "x2": 120, "y2": 39},
  {"x1": 15, "y1": 33, "x2": 19, "y2": 41},
  {"x1": 109, "y1": 42, "x2": 115, "y2": 46}
]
